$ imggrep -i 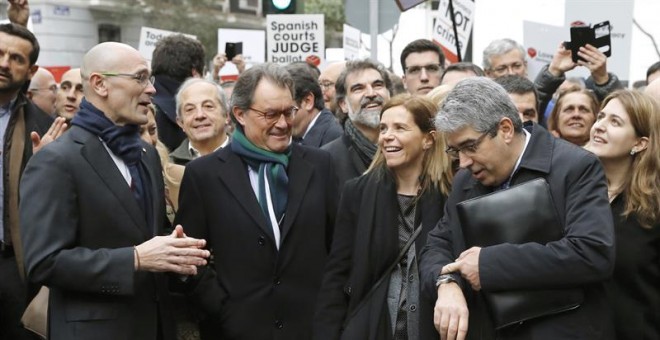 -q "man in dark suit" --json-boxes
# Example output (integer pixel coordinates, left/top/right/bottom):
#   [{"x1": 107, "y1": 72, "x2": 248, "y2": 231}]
[
  {"x1": 285, "y1": 63, "x2": 342, "y2": 147},
  {"x1": 175, "y1": 63, "x2": 338, "y2": 339},
  {"x1": 420, "y1": 77, "x2": 615, "y2": 340},
  {"x1": 322, "y1": 59, "x2": 392, "y2": 188},
  {"x1": 19, "y1": 42, "x2": 209, "y2": 340},
  {"x1": 0, "y1": 22, "x2": 53, "y2": 340}
]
